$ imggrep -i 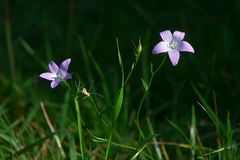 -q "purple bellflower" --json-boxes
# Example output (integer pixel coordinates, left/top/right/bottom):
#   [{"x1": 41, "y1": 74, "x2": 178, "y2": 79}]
[
  {"x1": 40, "y1": 58, "x2": 72, "y2": 88},
  {"x1": 153, "y1": 30, "x2": 194, "y2": 66}
]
